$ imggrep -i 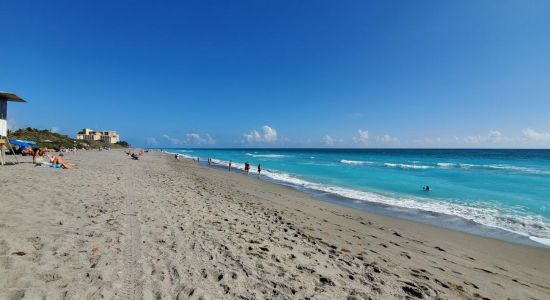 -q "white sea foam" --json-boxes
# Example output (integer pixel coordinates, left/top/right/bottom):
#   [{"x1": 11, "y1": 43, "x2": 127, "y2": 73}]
[
  {"x1": 384, "y1": 163, "x2": 433, "y2": 169},
  {"x1": 245, "y1": 153, "x2": 288, "y2": 158},
  {"x1": 486, "y1": 164, "x2": 548, "y2": 174},
  {"x1": 342, "y1": 159, "x2": 548, "y2": 175},
  {"x1": 455, "y1": 163, "x2": 549, "y2": 174},
  {"x1": 341, "y1": 160, "x2": 374, "y2": 165},
  {"x1": 430, "y1": 162, "x2": 550, "y2": 175},
  {"x1": 529, "y1": 236, "x2": 550, "y2": 247},
  {"x1": 162, "y1": 150, "x2": 194, "y2": 159}
]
